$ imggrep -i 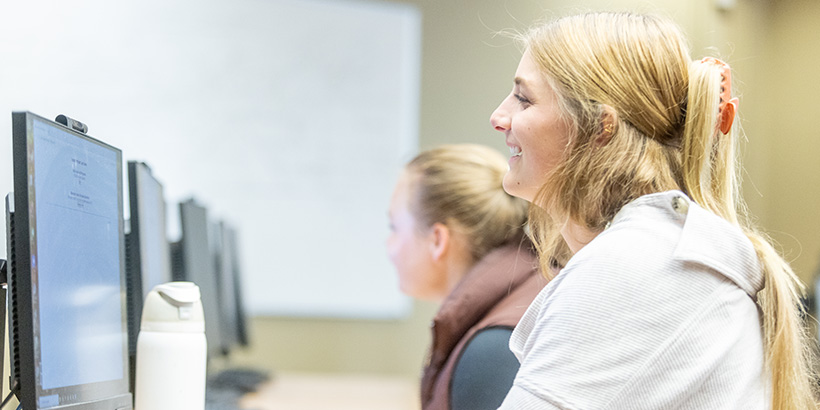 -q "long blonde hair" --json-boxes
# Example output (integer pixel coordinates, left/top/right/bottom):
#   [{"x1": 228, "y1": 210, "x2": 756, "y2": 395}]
[
  {"x1": 523, "y1": 12, "x2": 817, "y2": 409},
  {"x1": 405, "y1": 144, "x2": 529, "y2": 262}
]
